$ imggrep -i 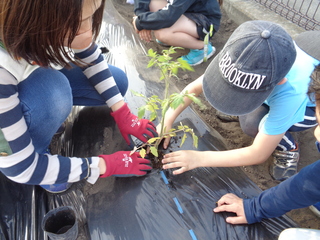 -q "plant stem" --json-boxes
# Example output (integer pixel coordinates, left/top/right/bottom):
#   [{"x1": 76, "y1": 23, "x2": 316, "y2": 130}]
[{"x1": 156, "y1": 70, "x2": 171, "y2": 148}]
